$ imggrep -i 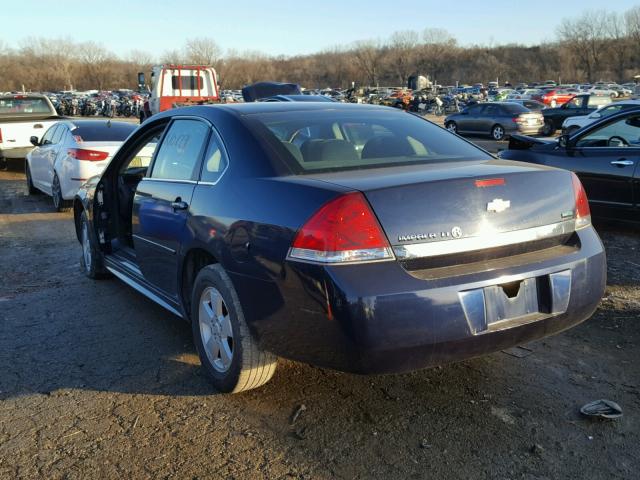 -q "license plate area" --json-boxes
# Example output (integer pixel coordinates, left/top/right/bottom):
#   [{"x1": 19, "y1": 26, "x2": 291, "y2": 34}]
[{"x1": 459, "y1": 270, "x2": 571, "y2": 335}]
